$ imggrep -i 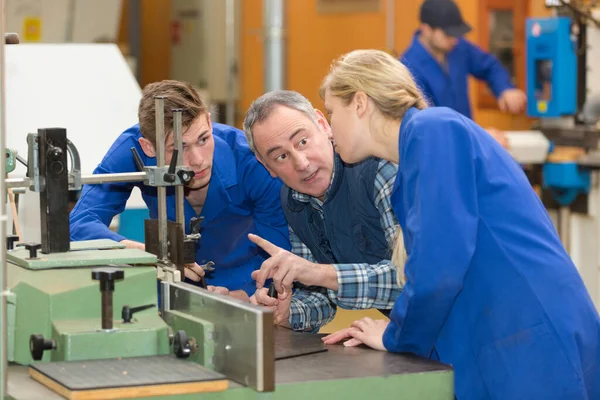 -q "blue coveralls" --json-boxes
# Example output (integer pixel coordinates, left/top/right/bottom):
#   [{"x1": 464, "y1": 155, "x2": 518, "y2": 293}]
[
  {"x1": 384, "y1": 107, "x2": 600, "y2": 399},
  {"x1": 70, "y1": 123, "x2": 291, "y2": 295},
  {"x1": 401, "y1": 32, "x2": 514, "y2": 119}
]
